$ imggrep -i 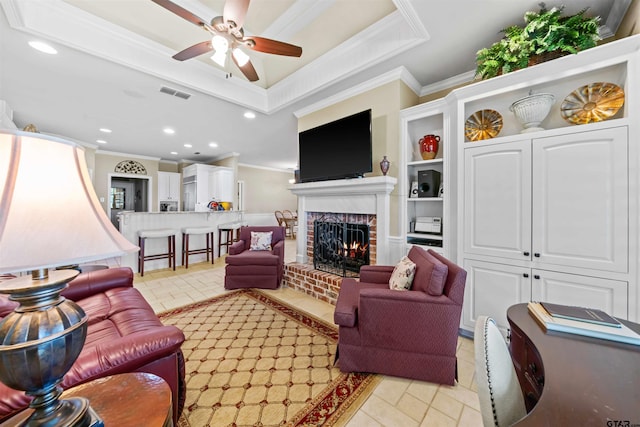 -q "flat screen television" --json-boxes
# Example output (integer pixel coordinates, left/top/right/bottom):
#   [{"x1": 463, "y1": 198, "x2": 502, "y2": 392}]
[{"x1": 298, "y1": 109, "x2": 372, "y2": 183}]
